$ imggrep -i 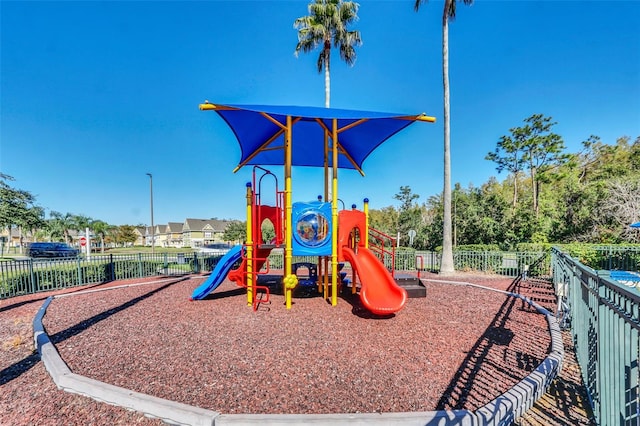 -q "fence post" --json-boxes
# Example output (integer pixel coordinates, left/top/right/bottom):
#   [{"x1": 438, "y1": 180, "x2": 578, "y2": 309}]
[
  {"x1": 109, "y1": 254, "x2": 115, "y2": 281},
  {"x1": 76, "y1": 256, "x2": 83, "y2": 287},
  {"x1": 138, "y1": 253, "x2": 143, "y2": 278},
  {"x1": 595, "y1": 270, "x2": 605, "y2": 424},
  {"x1": 193, "y1": 252, "x2": 200, "y2": 274},
  {"x1": 29, "y1": 258, "x2": 36, "y2": 294}
]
